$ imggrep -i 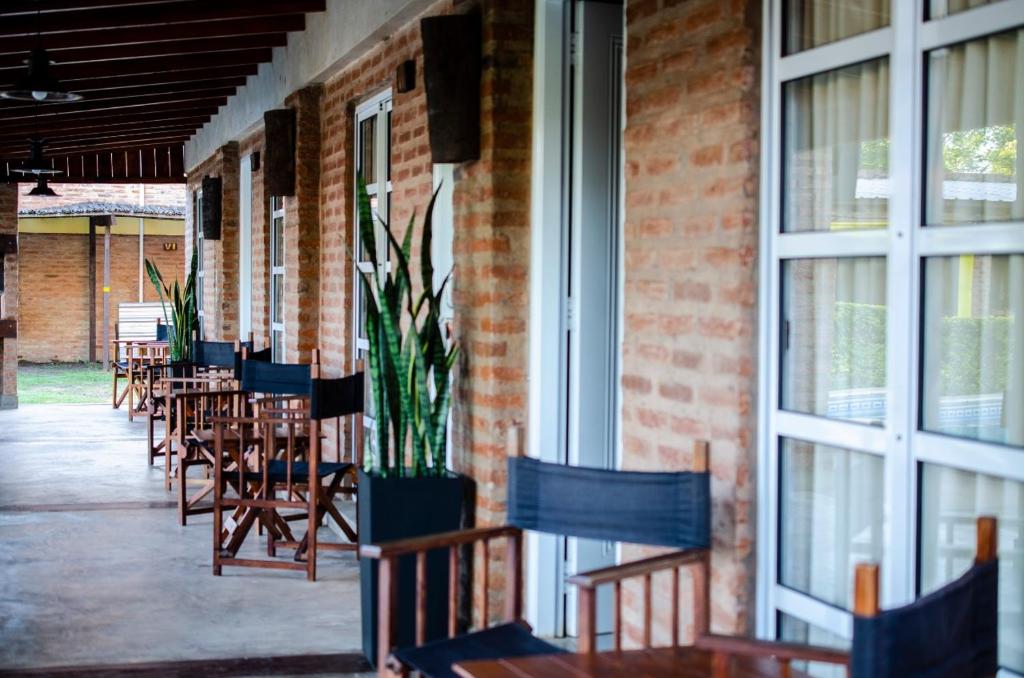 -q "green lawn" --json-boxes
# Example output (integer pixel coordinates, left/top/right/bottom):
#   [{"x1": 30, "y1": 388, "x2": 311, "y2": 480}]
[{"x1": 18, "y1": 362, "x2": 111, "y2": 405}]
